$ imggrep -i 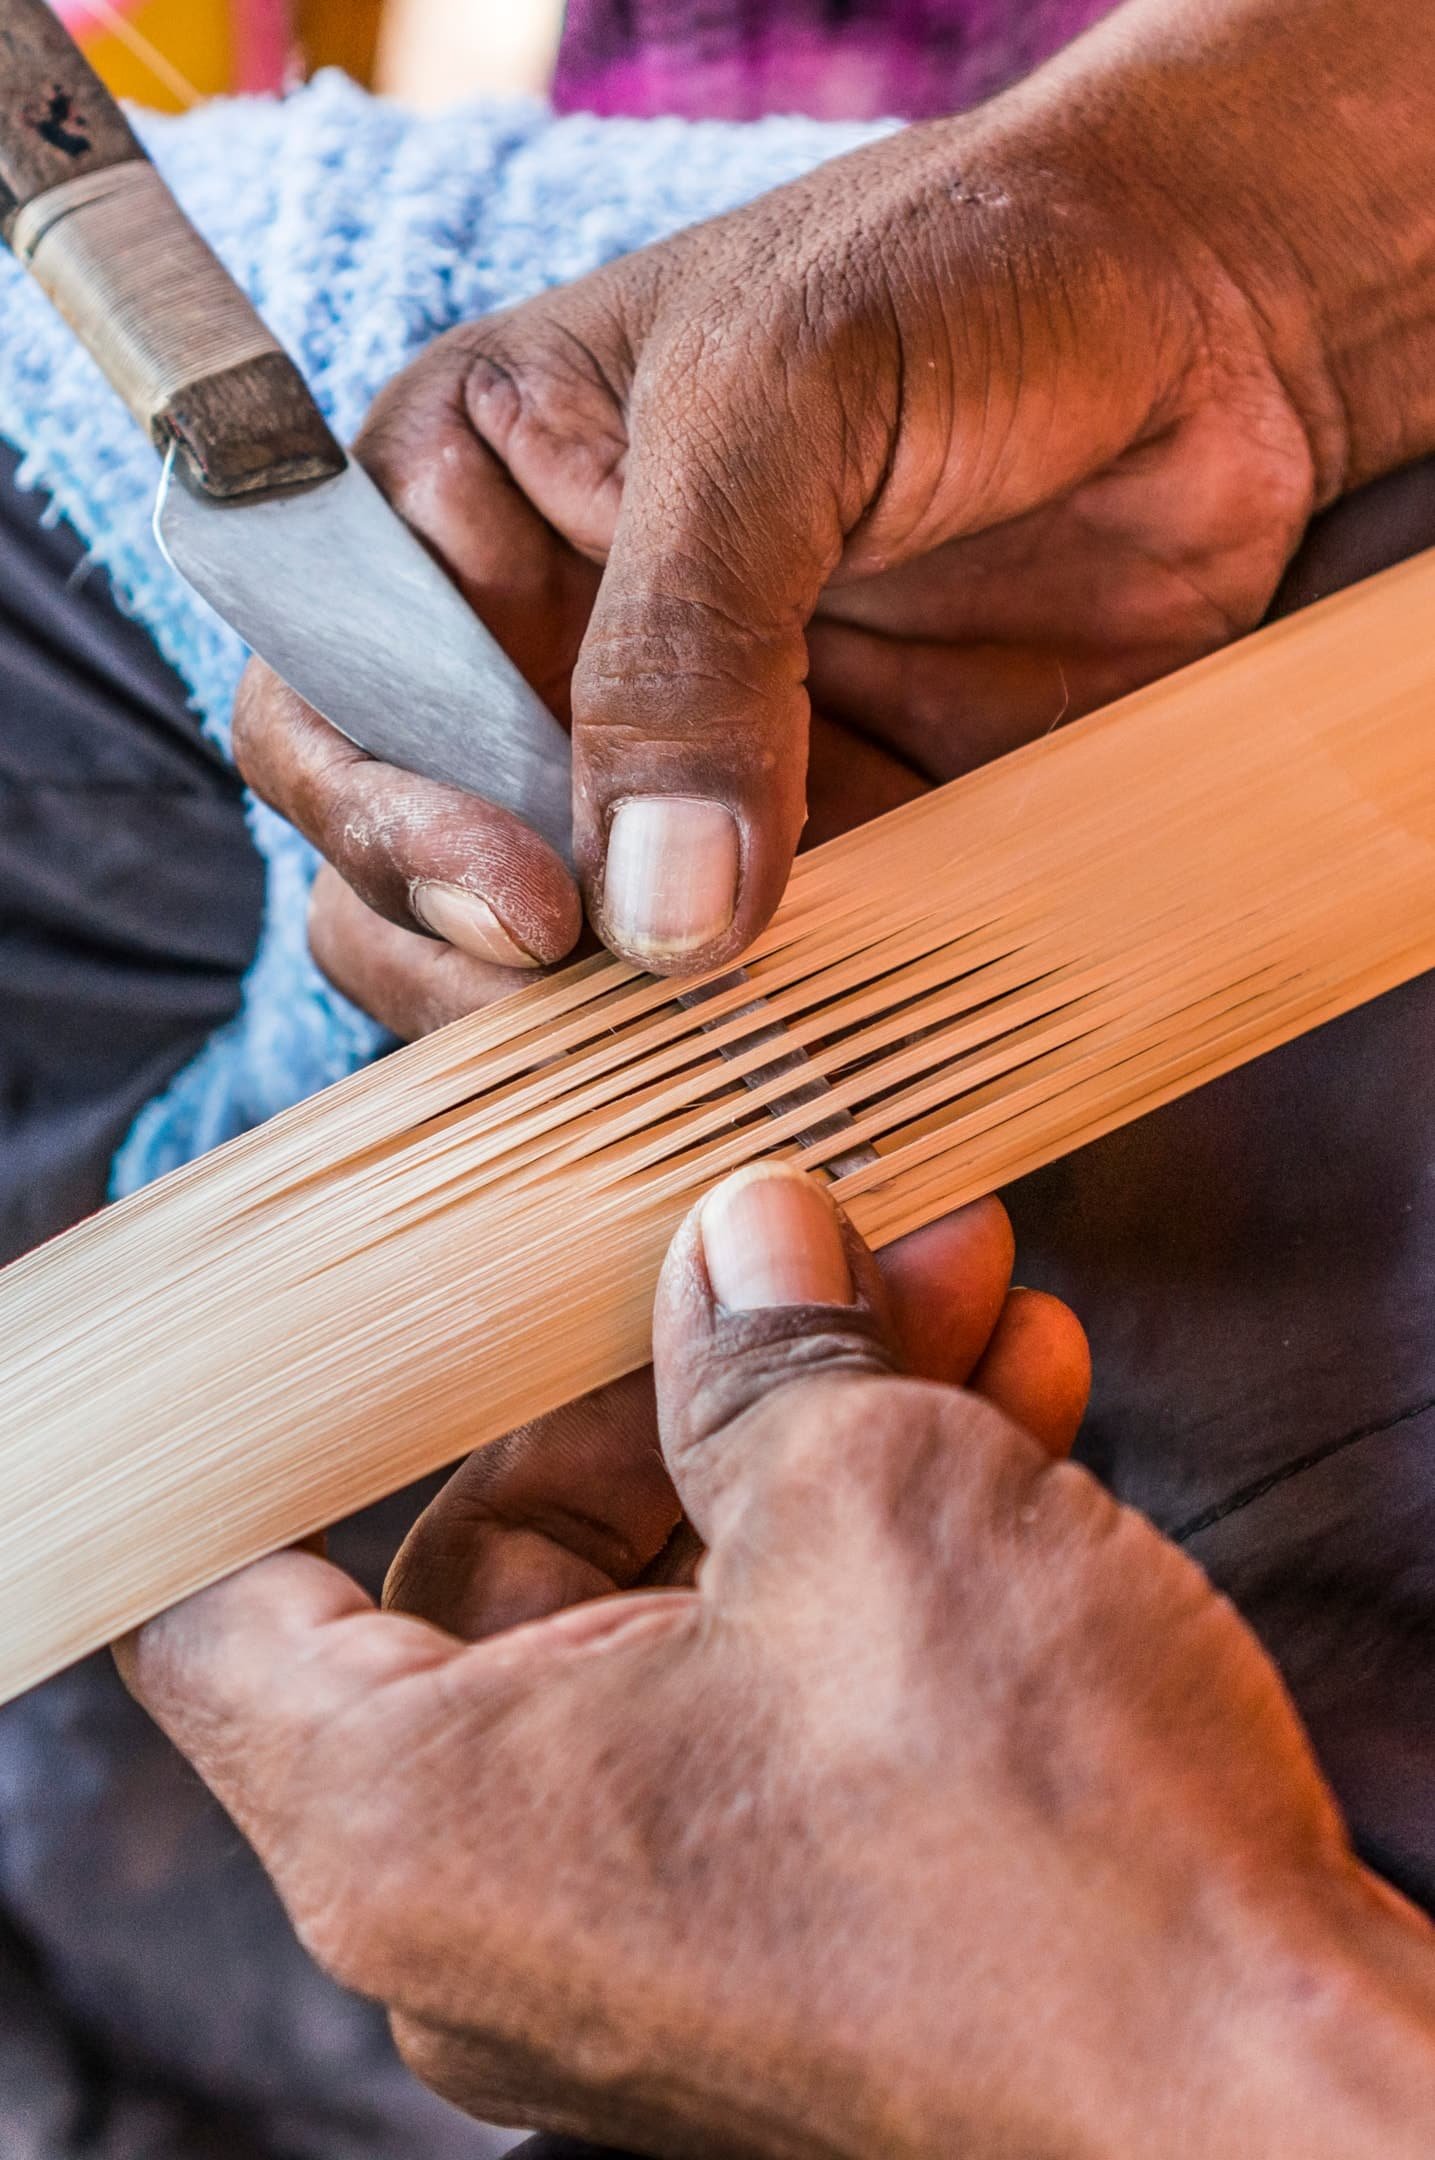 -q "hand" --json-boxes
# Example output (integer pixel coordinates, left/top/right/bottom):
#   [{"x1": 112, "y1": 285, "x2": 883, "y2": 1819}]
[
  {"x1": 121, "y1": 1170, "x2": 1435, "y2": 2157},
  {"x1": 234, "y1": 0, "x2": 1435, "y2": 1037}
]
